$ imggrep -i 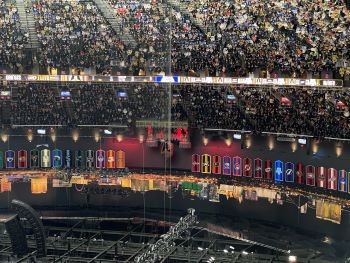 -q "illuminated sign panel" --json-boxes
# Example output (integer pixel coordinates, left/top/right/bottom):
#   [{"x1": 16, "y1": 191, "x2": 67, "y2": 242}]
[{"x1": 0, "y1": 74, "x2": 343, "y2": 87}]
